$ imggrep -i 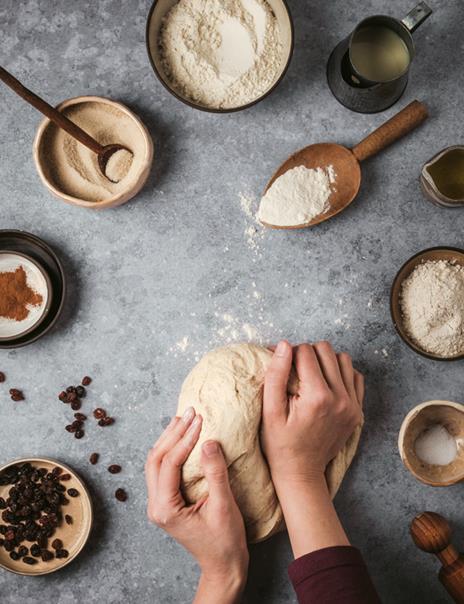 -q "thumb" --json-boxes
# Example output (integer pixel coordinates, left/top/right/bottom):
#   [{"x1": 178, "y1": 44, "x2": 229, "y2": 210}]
[{"x1": 201, "y1": 440, "x2": 232, "y2": 503}]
